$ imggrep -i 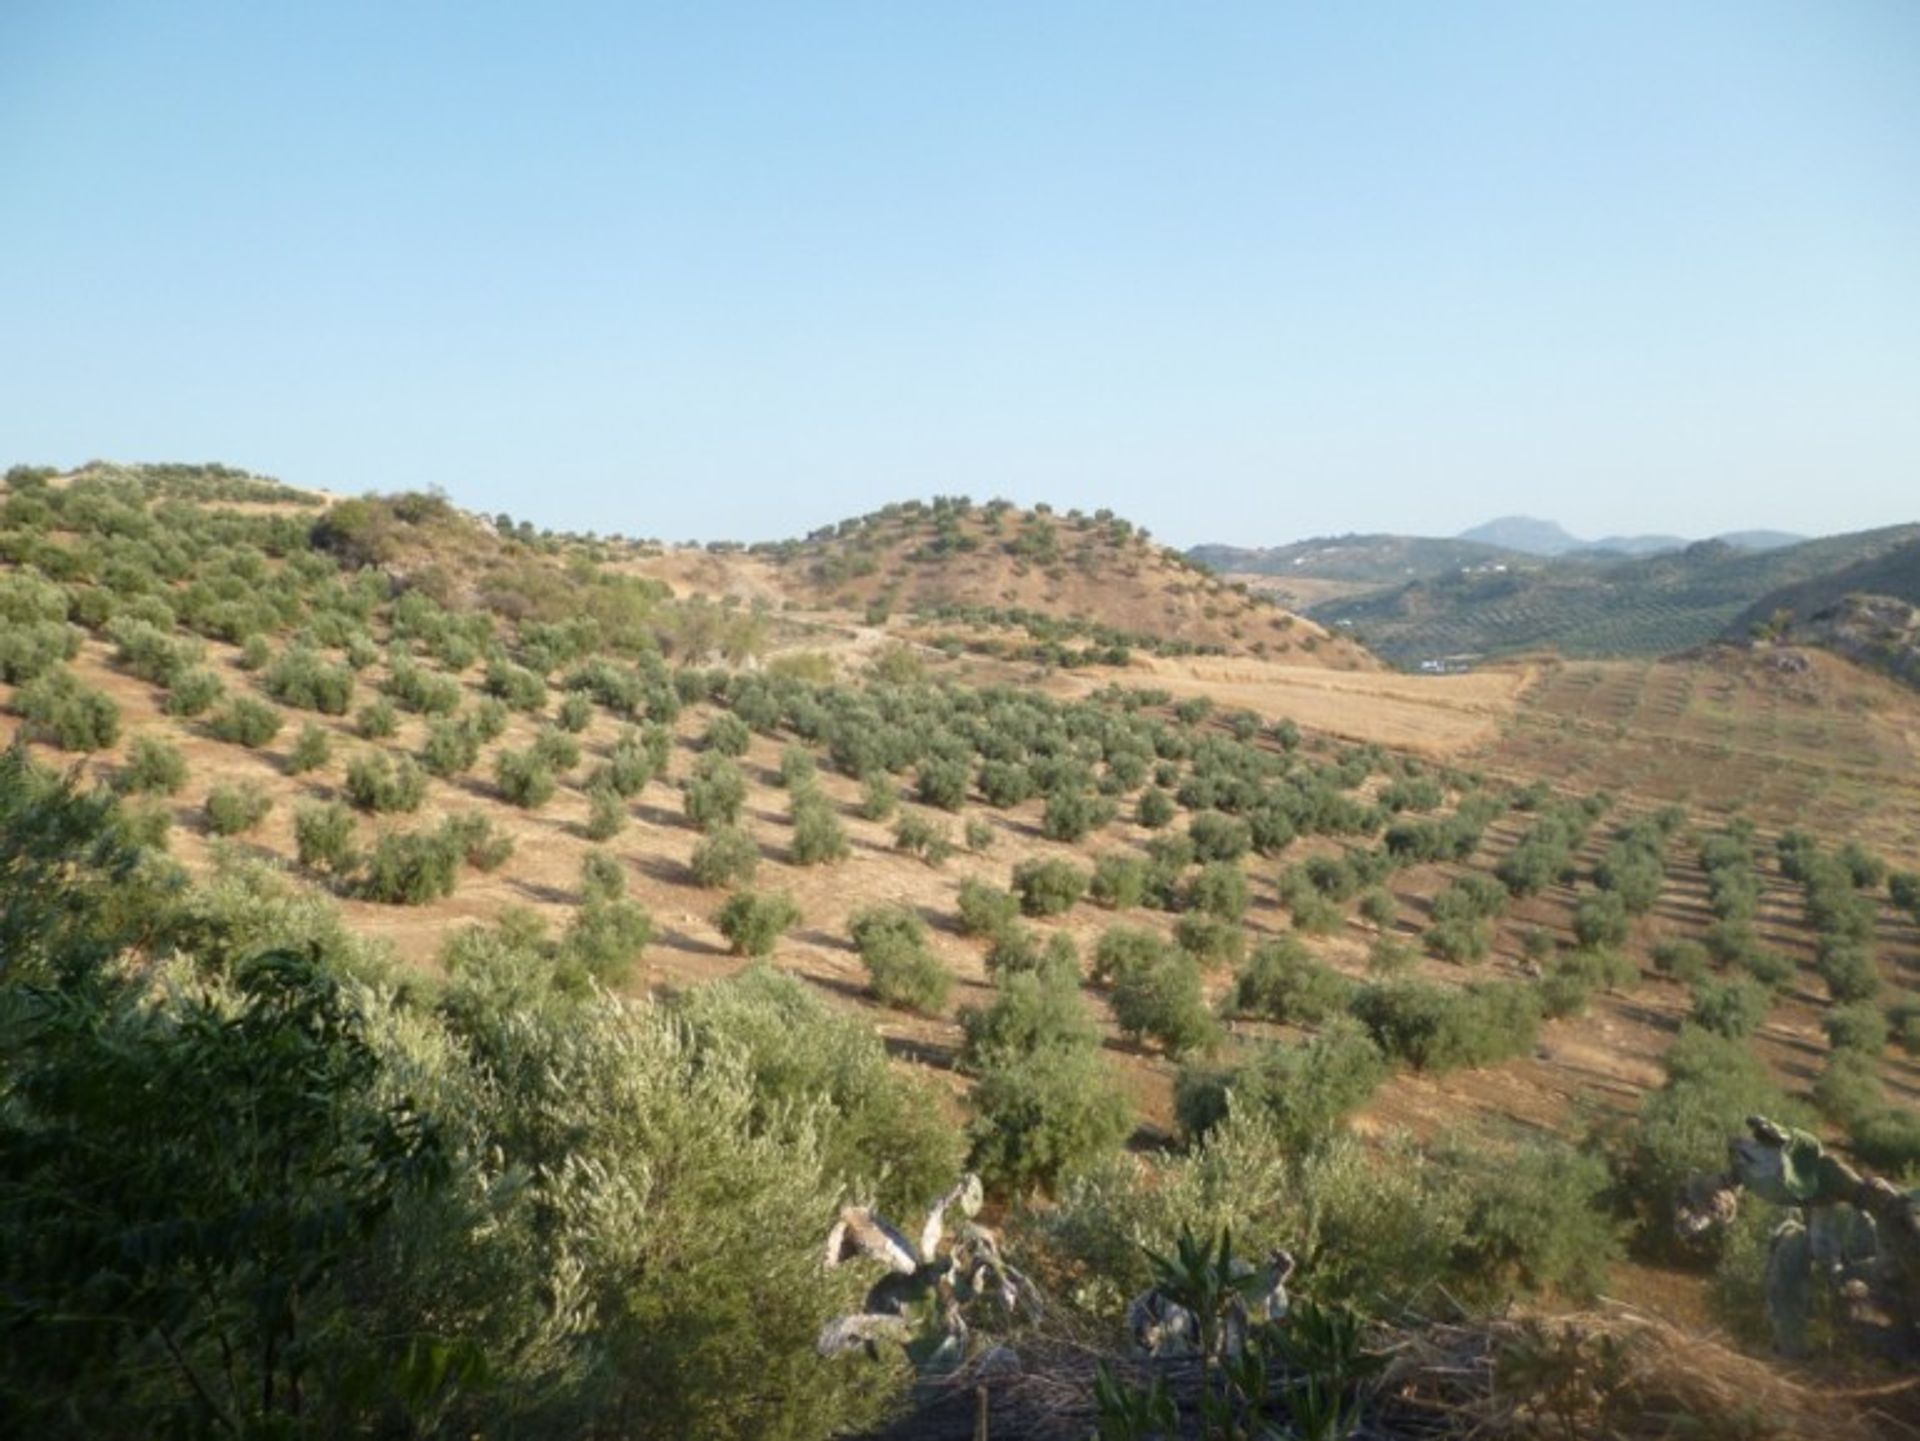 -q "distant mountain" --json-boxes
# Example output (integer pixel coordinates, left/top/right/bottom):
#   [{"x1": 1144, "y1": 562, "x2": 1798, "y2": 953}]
[
  {"x1": 1187, "y1": 533, "x2": 1526, "y2": 585},
  {"x1": 1457, "y1": 516, "x2": 1584, "y2": 555},
  {"x1": 1313, "y1": 523, "x2": 1920, "y2": 667},
  {"x1": 1456, "y1": 517, "x2": 1805, "y2": 558}
]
